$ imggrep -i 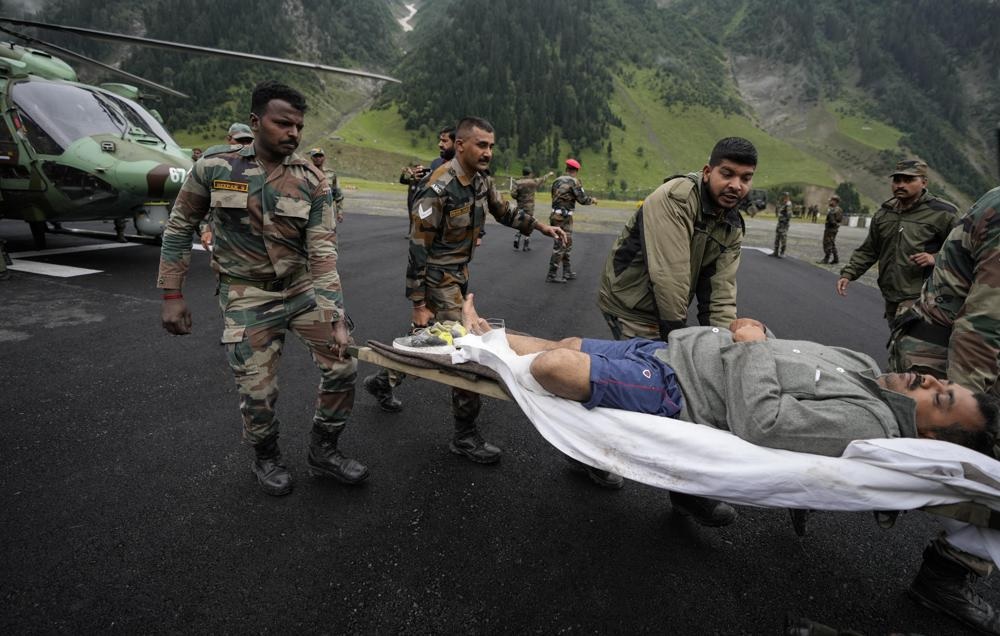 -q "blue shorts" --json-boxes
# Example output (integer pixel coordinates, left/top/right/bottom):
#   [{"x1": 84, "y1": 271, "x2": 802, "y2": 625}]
[{"x1": 580, "y1": 338, "x2": 684, "y2": 418}]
